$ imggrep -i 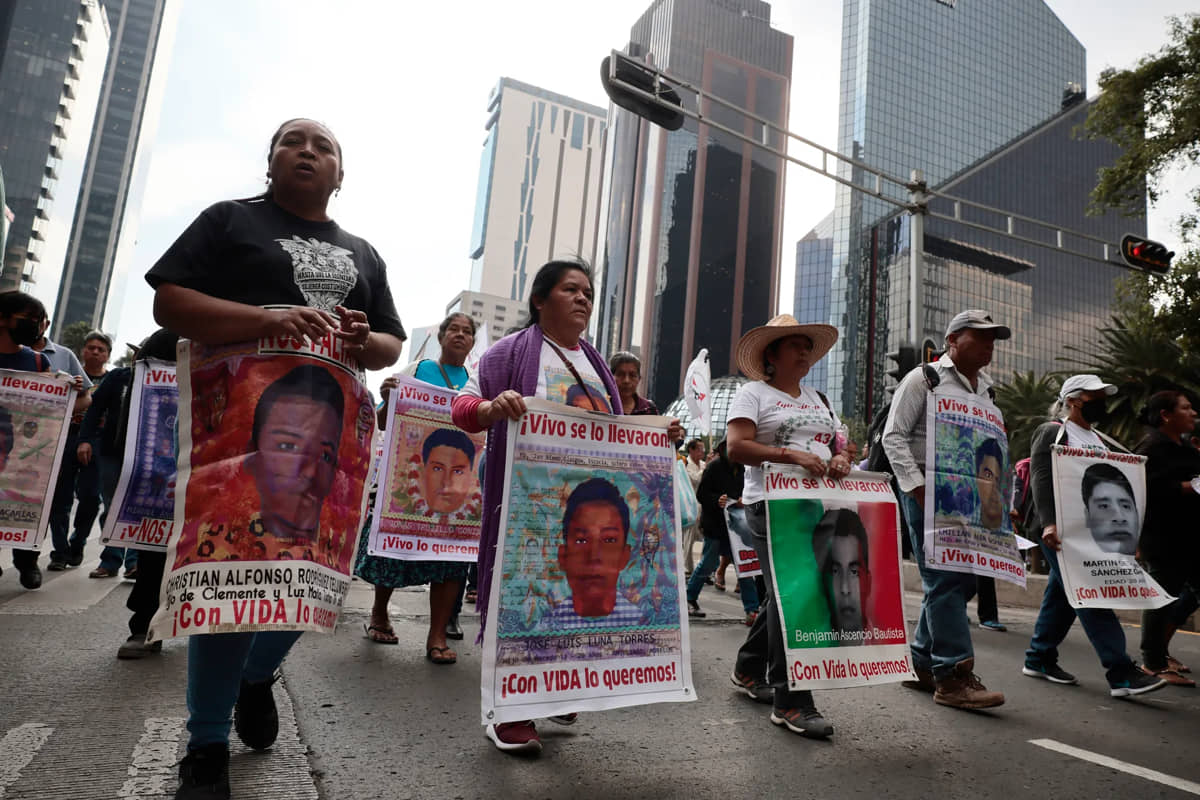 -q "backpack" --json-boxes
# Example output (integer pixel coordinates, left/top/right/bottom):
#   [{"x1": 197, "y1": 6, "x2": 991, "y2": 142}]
[{"x1": 866, "y1": 364, "x2": 942, "y2": 475}]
